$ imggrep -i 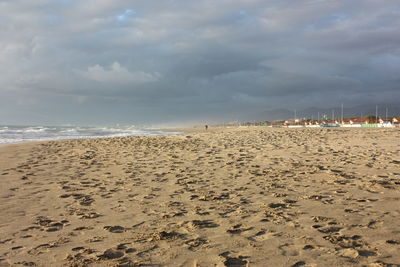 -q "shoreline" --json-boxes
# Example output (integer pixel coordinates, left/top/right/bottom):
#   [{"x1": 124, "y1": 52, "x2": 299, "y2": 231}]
[
  {"x1": 0, "y1": 125, "x2": 393, "y2": 147},
  {"x1": 1, "y1": 127, "x2": 399, "y2": 266},
  {"x1": 0, "y1": 127, "x2": 190, "y2": 147}
]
